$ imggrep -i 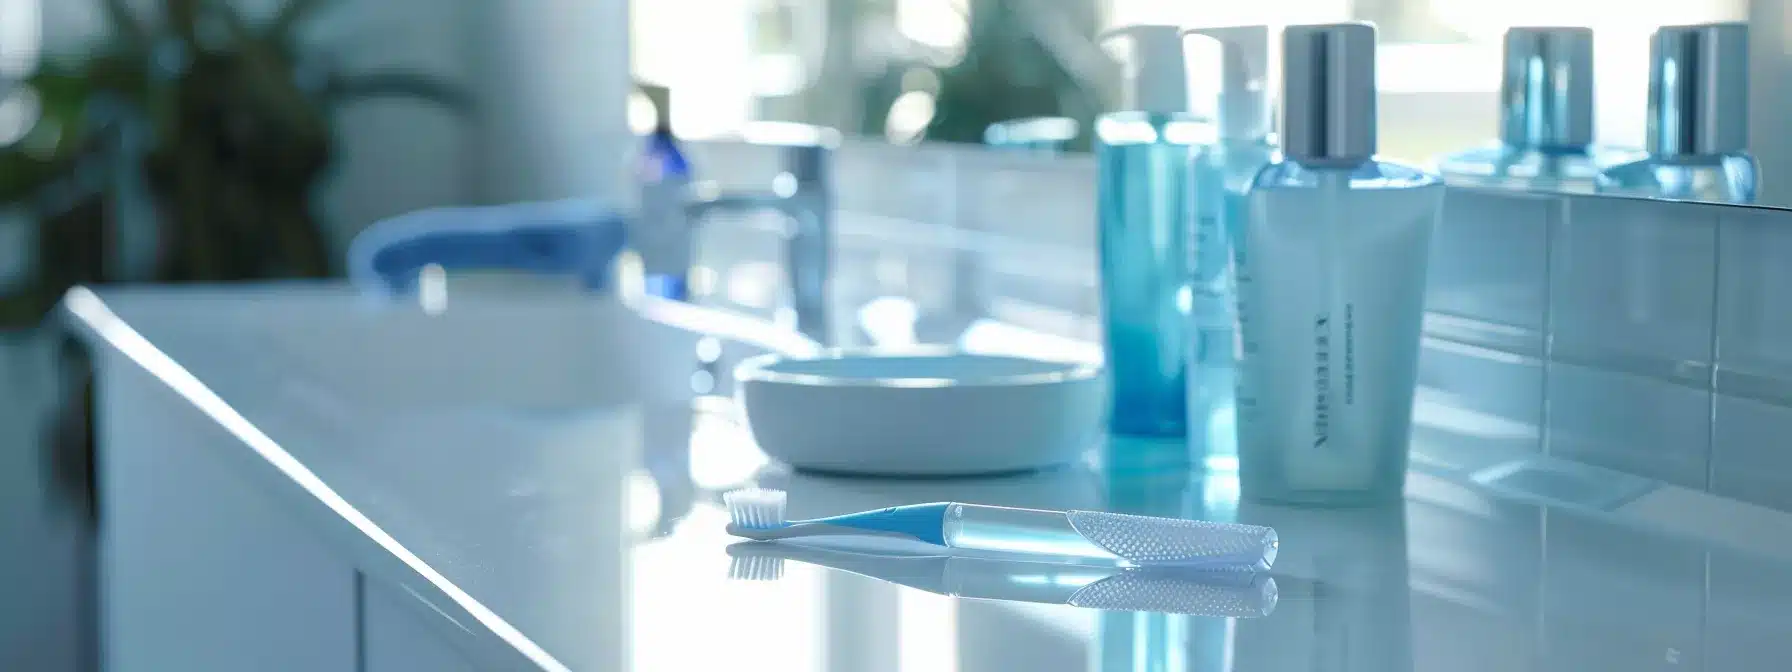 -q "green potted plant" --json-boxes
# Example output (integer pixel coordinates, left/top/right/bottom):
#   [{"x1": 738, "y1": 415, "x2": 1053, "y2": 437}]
[
  {"x1": 0, "y1": 0, "x2": 469, "y2": 552},
  {"x1": 0, "y1": 0, "x2": 468, "y2": 325}
]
